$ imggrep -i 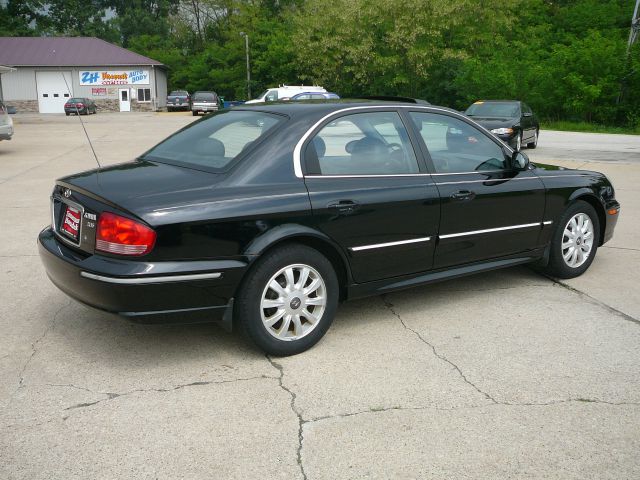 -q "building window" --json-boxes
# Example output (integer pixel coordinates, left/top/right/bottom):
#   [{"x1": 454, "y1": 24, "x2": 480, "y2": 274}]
[{"x1": 137, "y1": 88, "x2": 151, "y2": 102}]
